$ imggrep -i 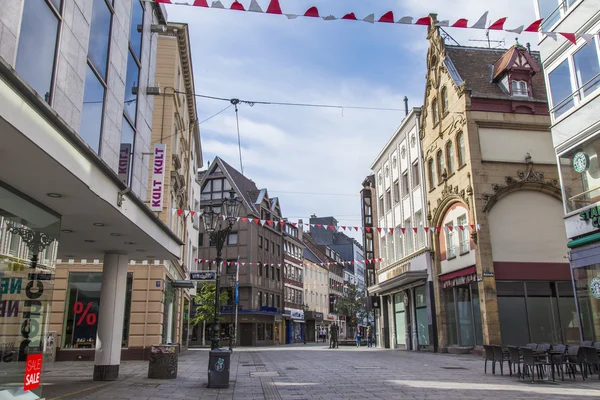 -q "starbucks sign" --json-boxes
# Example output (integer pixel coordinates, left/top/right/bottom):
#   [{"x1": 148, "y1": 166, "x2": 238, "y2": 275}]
[{"x1": 573, "y1": 152, "x2": 590, "y2": 174}]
